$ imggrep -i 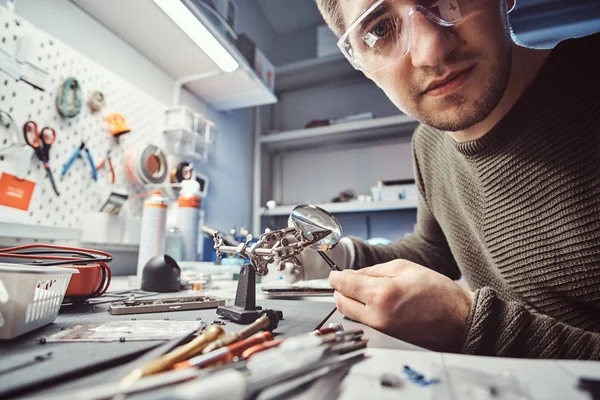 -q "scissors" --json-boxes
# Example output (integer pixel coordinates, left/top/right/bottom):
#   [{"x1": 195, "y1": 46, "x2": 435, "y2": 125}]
[{"x1": 23, "y1": 121, "x2": 60, "y2": 196}]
